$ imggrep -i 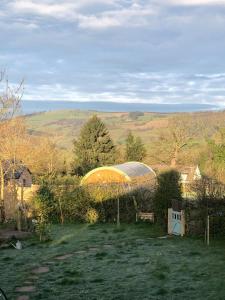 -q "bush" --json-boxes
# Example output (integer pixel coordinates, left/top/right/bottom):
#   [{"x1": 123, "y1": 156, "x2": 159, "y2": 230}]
[
  {"x1": 32, "y1": 175, "x2": 92, "y2": 224},
  {"x1": 32, "y1": 175, "x2": 155, "y2": 225},
  {"x1": 153, "y1": 170, "x2": 182, "y2": 228},
  {"x1": 85, "y1": 208, "x2": 99, "y2": 224}
]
